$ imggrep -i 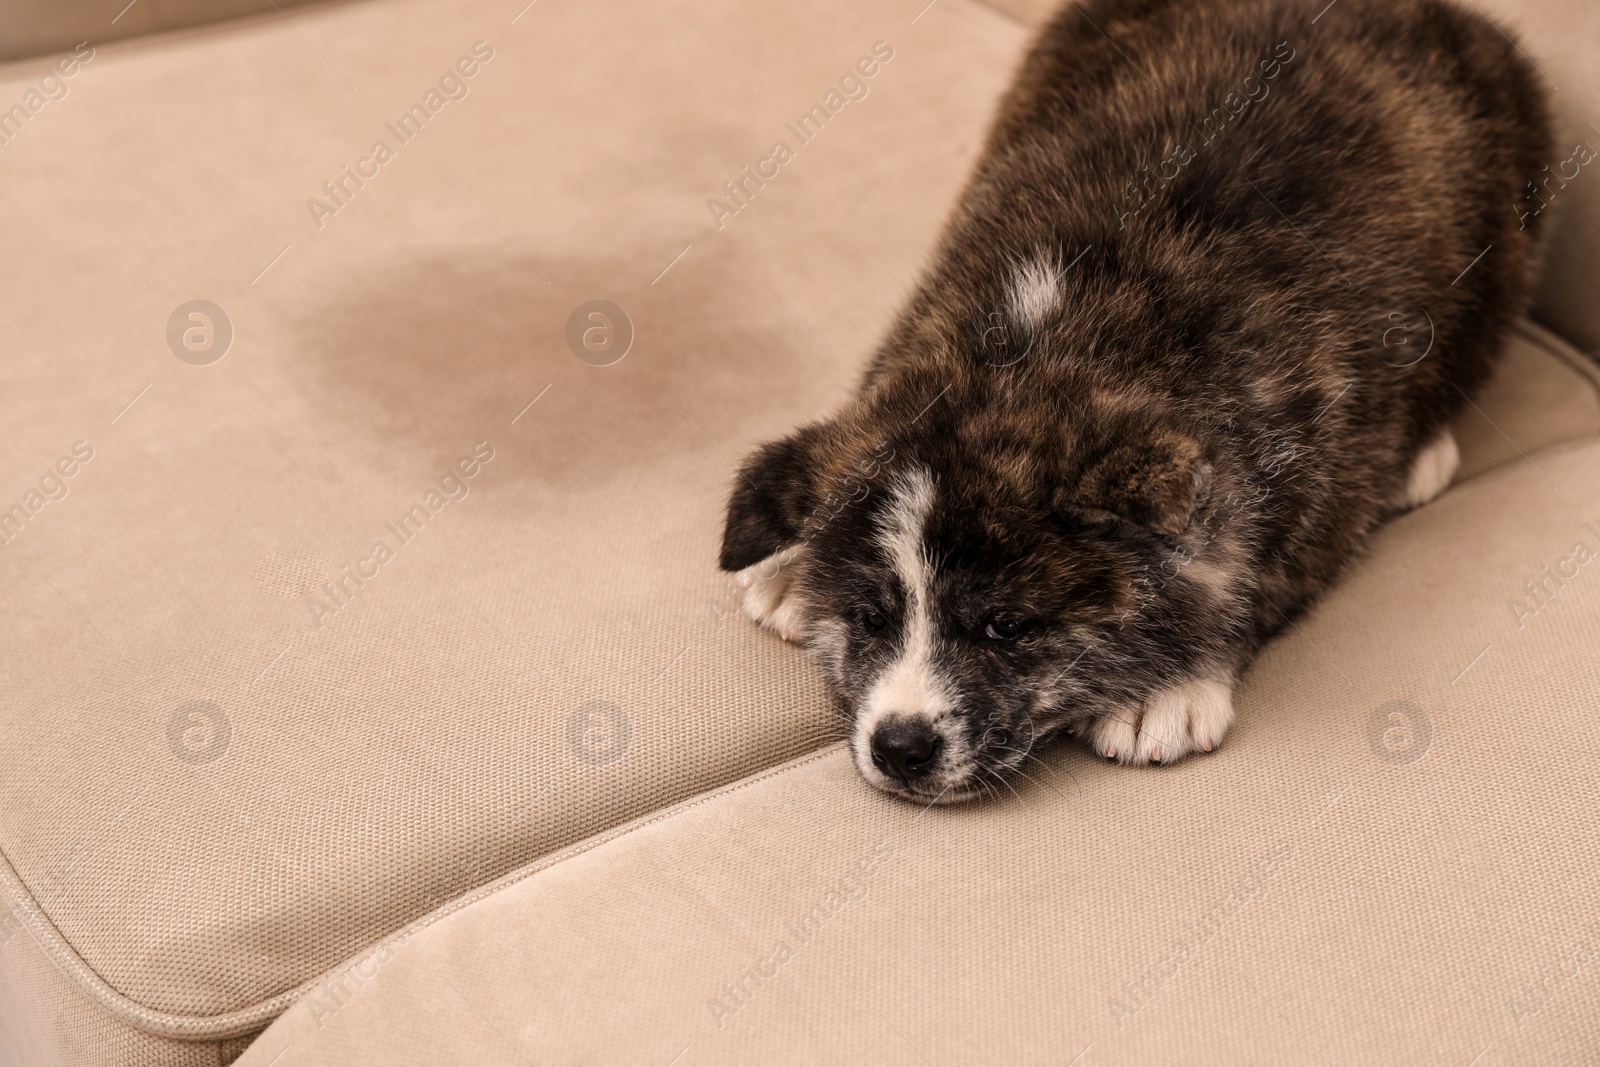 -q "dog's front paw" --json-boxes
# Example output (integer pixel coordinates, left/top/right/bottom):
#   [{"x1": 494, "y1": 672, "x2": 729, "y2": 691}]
[
  {"x1": 1089, "y1": 675, "x2": 1235, "y2": 765},
  {"x1": 732, "y1": 547, "x2": 807, "y2": 643}
]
